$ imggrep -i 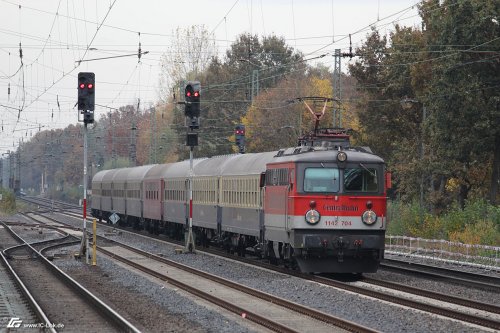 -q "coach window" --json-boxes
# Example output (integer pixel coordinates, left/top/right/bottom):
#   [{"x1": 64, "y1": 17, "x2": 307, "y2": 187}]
[
  {"x1": 304, "y1": 168, "x2": 339, "y2": 193},
  {"x1": 344, "y1": 167, "x2": 379, "y2": 192}
]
